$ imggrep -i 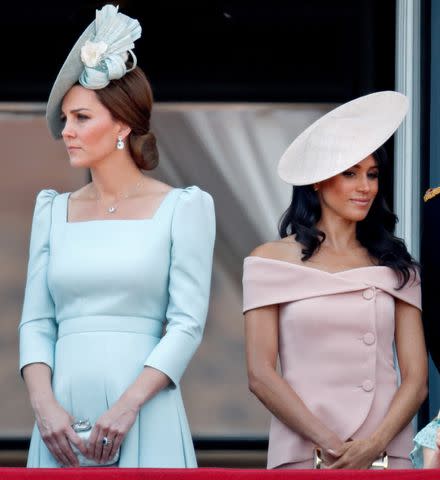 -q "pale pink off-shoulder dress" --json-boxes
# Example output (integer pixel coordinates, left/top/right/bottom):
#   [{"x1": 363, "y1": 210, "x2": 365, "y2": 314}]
[{"x1": 242, "y1": 256, "x2": 421, "y2": 469}]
